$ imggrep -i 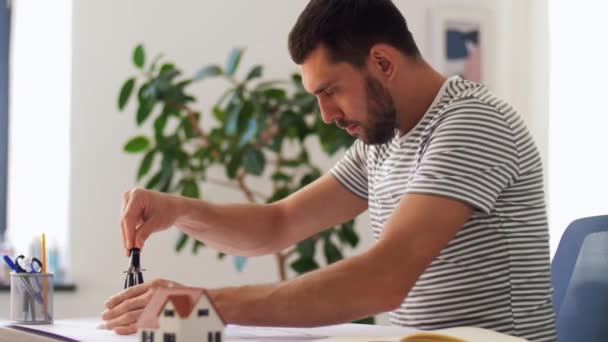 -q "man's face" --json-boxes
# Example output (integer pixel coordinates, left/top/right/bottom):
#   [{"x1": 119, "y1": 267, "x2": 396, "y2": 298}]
[{"x1": 301, "y1": 46, "x2": 397, "y2": 145}]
